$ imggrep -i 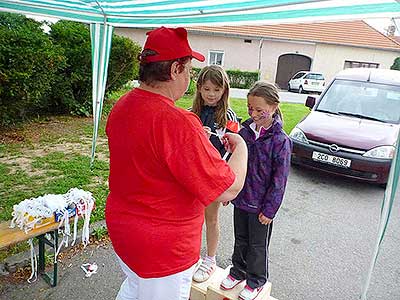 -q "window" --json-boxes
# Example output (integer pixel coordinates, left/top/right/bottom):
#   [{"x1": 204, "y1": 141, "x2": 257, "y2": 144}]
[
  {"x1": 208, "y1": 50, "x2": 224, "y2": 66},
  {"x1": 305, "y1": 73, "x2": 324, "y2": 80},
  {"x1": 344, "y1": 60, "x2": 379, "y2": 69},
  {"x1": 317, "y1": 79, "x2": 400, "y2": 124},
  {"x1": 244, "y1": 39, "x2": 252, "y2": 43},
  {"x1": 292, "y1": 72, "x2": 306, "y2": 79}
]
